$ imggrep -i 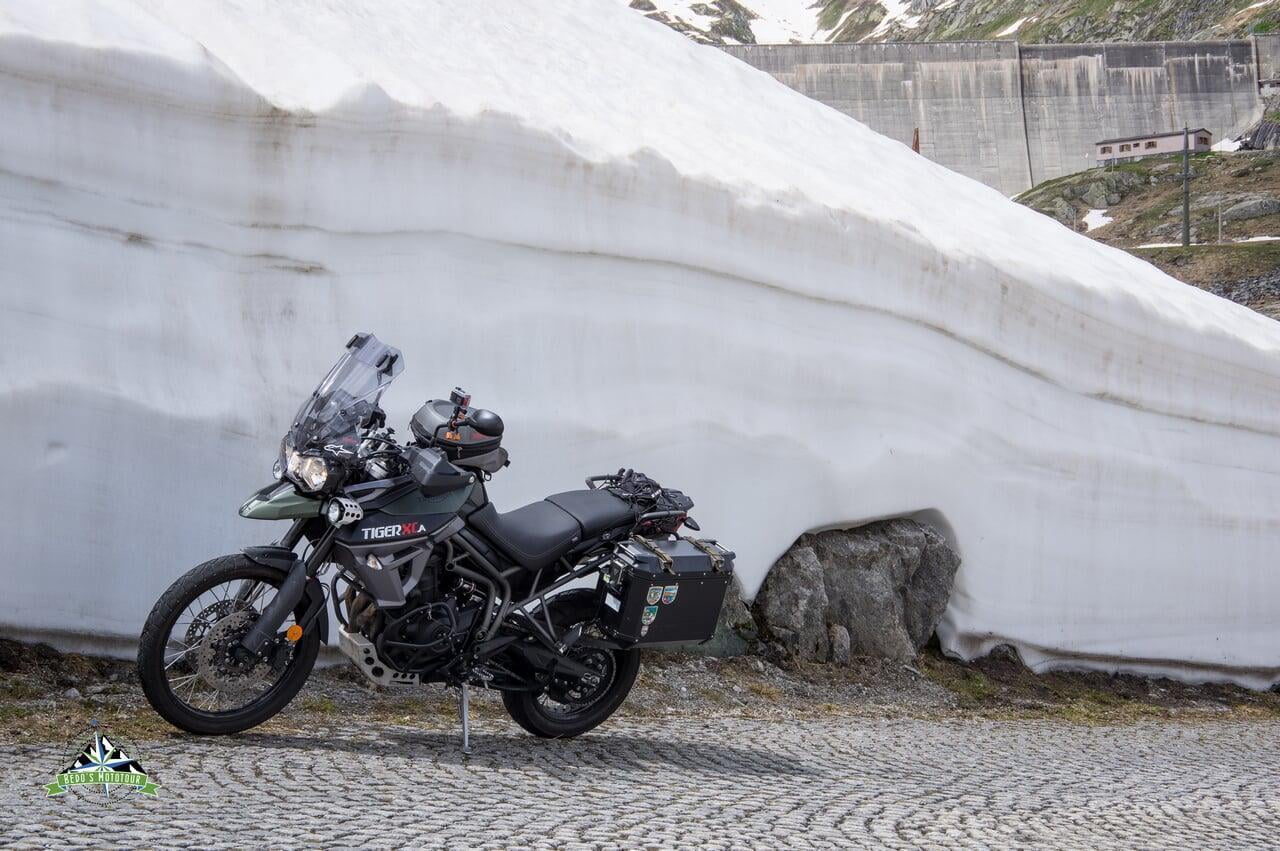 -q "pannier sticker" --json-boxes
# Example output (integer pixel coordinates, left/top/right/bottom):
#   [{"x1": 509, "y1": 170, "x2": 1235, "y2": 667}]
[
  {"x1": 661, "y1": 585, "x2": 678, "y2": 605},
  {"x1": 640, "y1": 624, "x2": 650, "y2": 637},
  {"x1": 646, "y1": 586, "x2": 663, "y2": 605},
  {"x1": 641, "y1": 605, "x2": 659, "y2": 625},
  {"x1": 604, "y1": 594, "x2": 621, "y2": 612}
]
